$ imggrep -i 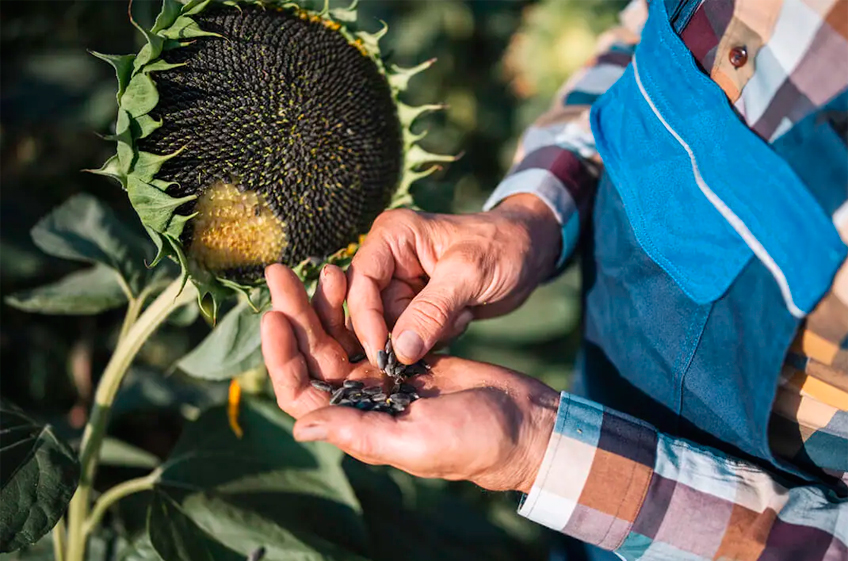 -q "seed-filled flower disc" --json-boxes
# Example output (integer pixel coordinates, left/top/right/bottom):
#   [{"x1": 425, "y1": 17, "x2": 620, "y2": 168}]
[{"x1": 91, "y1": 0, "x2": 452, "y2": 319}]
